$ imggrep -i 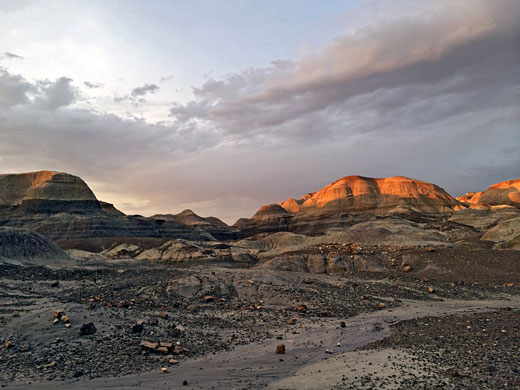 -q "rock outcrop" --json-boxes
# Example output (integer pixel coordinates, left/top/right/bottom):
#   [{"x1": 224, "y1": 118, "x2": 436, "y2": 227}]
[
  {"x1": 235, "y1": 176, "x2": 460, "y2": 237},
  {"x1": 0, "y1": 171, "x2": 238, "y2": 243}
]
